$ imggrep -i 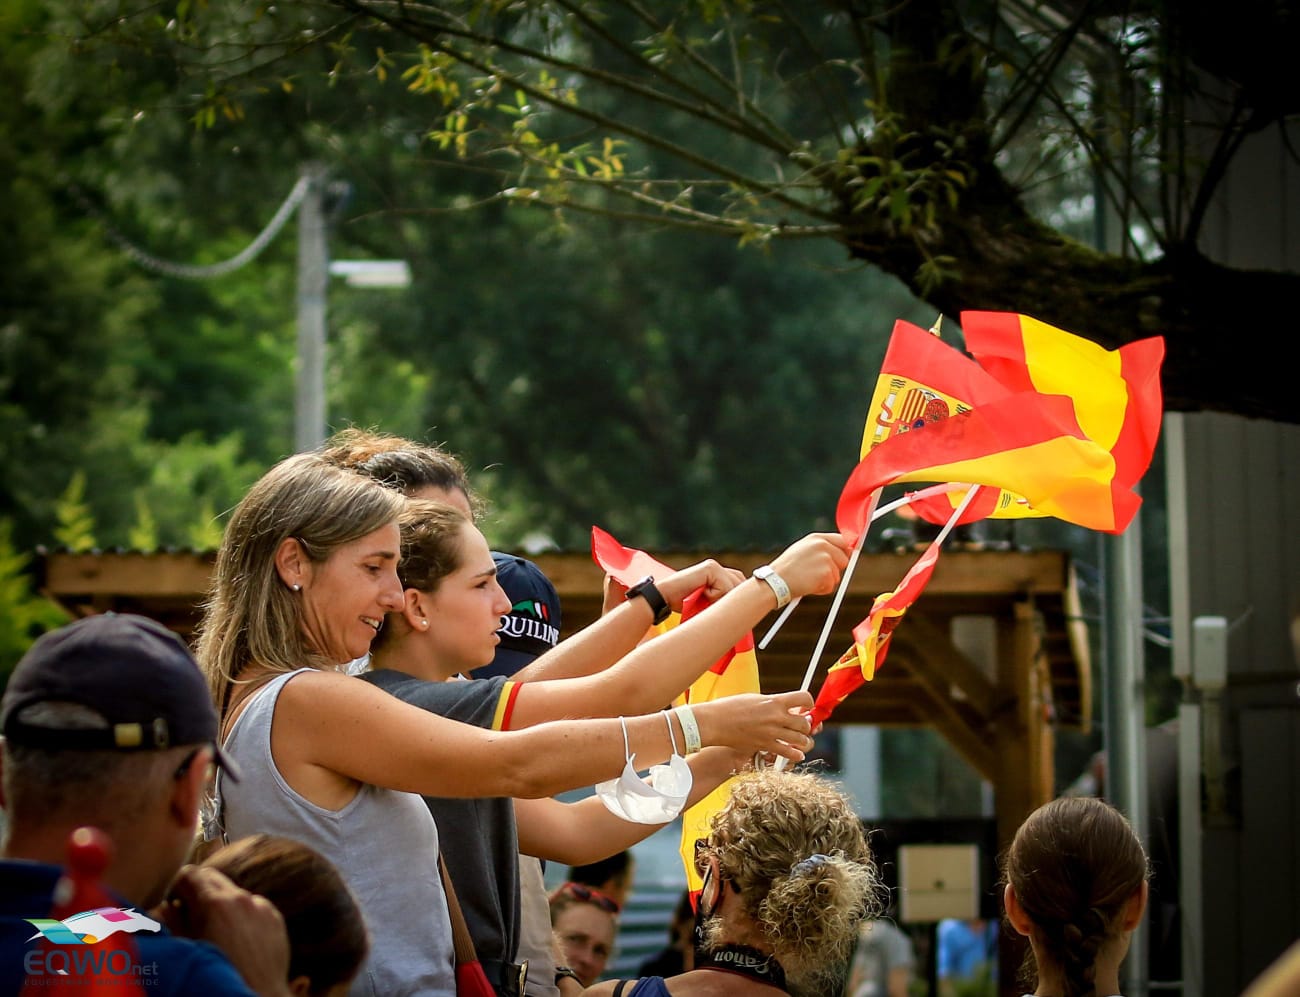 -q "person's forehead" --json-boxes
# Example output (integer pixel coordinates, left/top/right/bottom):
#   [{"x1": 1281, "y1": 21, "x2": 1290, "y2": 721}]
[
  {"x1": 456, "y1": 522, "x2": 492, "y2": 563},
  {"x1": 557, "y1": 904, "x2": 617, "y2": 942},
  {"x1": 412, "y1": 484, "x2": 473, "y2": 518},
  {"x1": 335, "y1": 523, "x2": 400, "y2": 558}
]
